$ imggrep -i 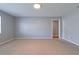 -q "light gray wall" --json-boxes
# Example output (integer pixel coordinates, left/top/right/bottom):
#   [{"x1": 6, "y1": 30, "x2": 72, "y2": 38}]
[
  {"x1": 60, "y1": 18, "x2": 63, "y2": 38},
  {"x1": 62, "y1": 9, "x2": 79, "y2": 44},
  {"x1": 0, "y1": 11, "x2": 14, "y2": 43},
  {"x1": 15, "y1": 17, "x2": 52, "y2": 39}
]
